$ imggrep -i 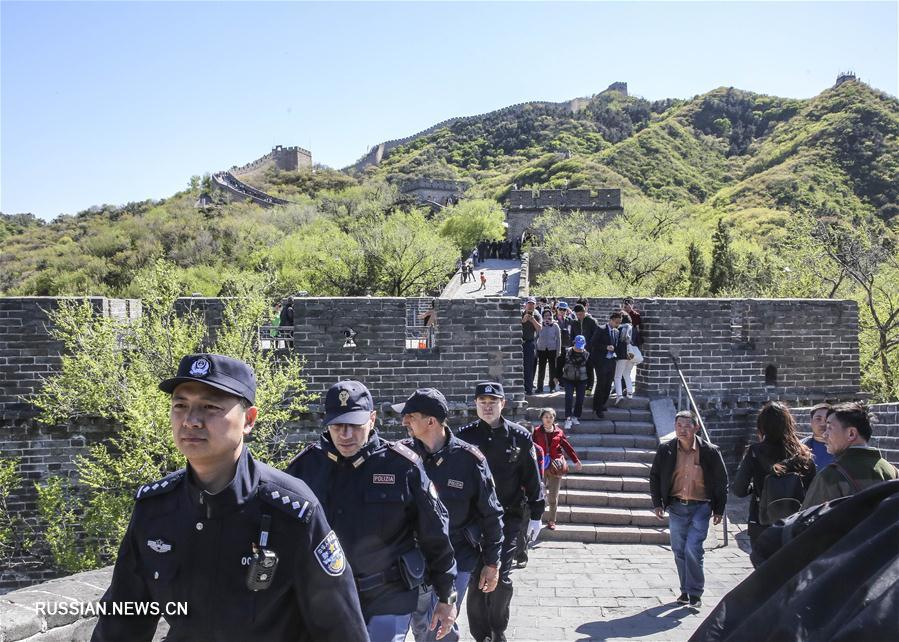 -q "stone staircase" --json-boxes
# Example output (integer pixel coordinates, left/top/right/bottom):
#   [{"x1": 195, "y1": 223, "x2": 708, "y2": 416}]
[{"x1": 524, "y1": 392, "x2": 669, "y2": 545}]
